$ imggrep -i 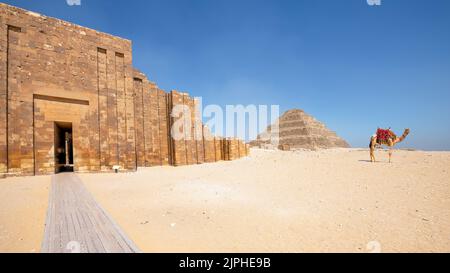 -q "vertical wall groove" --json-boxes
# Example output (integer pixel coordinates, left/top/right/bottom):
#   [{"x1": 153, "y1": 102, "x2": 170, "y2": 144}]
[
  {"x1": 106, "y1": 50, "x2": 111, "y2": 166},
  {"x1": 114, "y1": 54, "x2": 119, "y2": 164},
  {"x1": 97, "y1": 48, "x2": 108, "y2": 170},
  {"x1": 202, "y1": 125, "x2": 206, "y2": 161},
  {"x1": 133, "y1": 79, "x2": 138, "y2": 166},
  {"x1": 123, "y1": 59, "x2": 128, "y2": 167},
  {"x1": 5, "y1": 25, "x2": 22, "y2": 174},
  {"x1": 157, "y1": 90, "x2": 163, "y2": 166},
  {"x1": 183, "y1": 94, "x2": 188, "y2": 164},
  {"x1": 131, "y1": 87, "x2": 136, "y2": 169},
  {"x1": 97, "y1": 49, "x2": 101, "y2": 167},
  {"x1": 141, "y1": 82, "x2": 145, "y2": 166},
  {"x1": 5, "y1": 26, "x2": 10, "y2": 174},
  {"x1": 32, "y1": 99, "x2": 35, "y2": 175},
  {"x1": 167, "y1": 93, "x2": 173, "y2": 165}
]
